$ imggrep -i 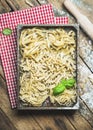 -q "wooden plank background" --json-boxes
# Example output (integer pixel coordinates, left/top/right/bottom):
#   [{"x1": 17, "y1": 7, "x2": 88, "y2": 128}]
[{"x1": 0, "y1": 0, "x2": 93, "y2": 130}]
